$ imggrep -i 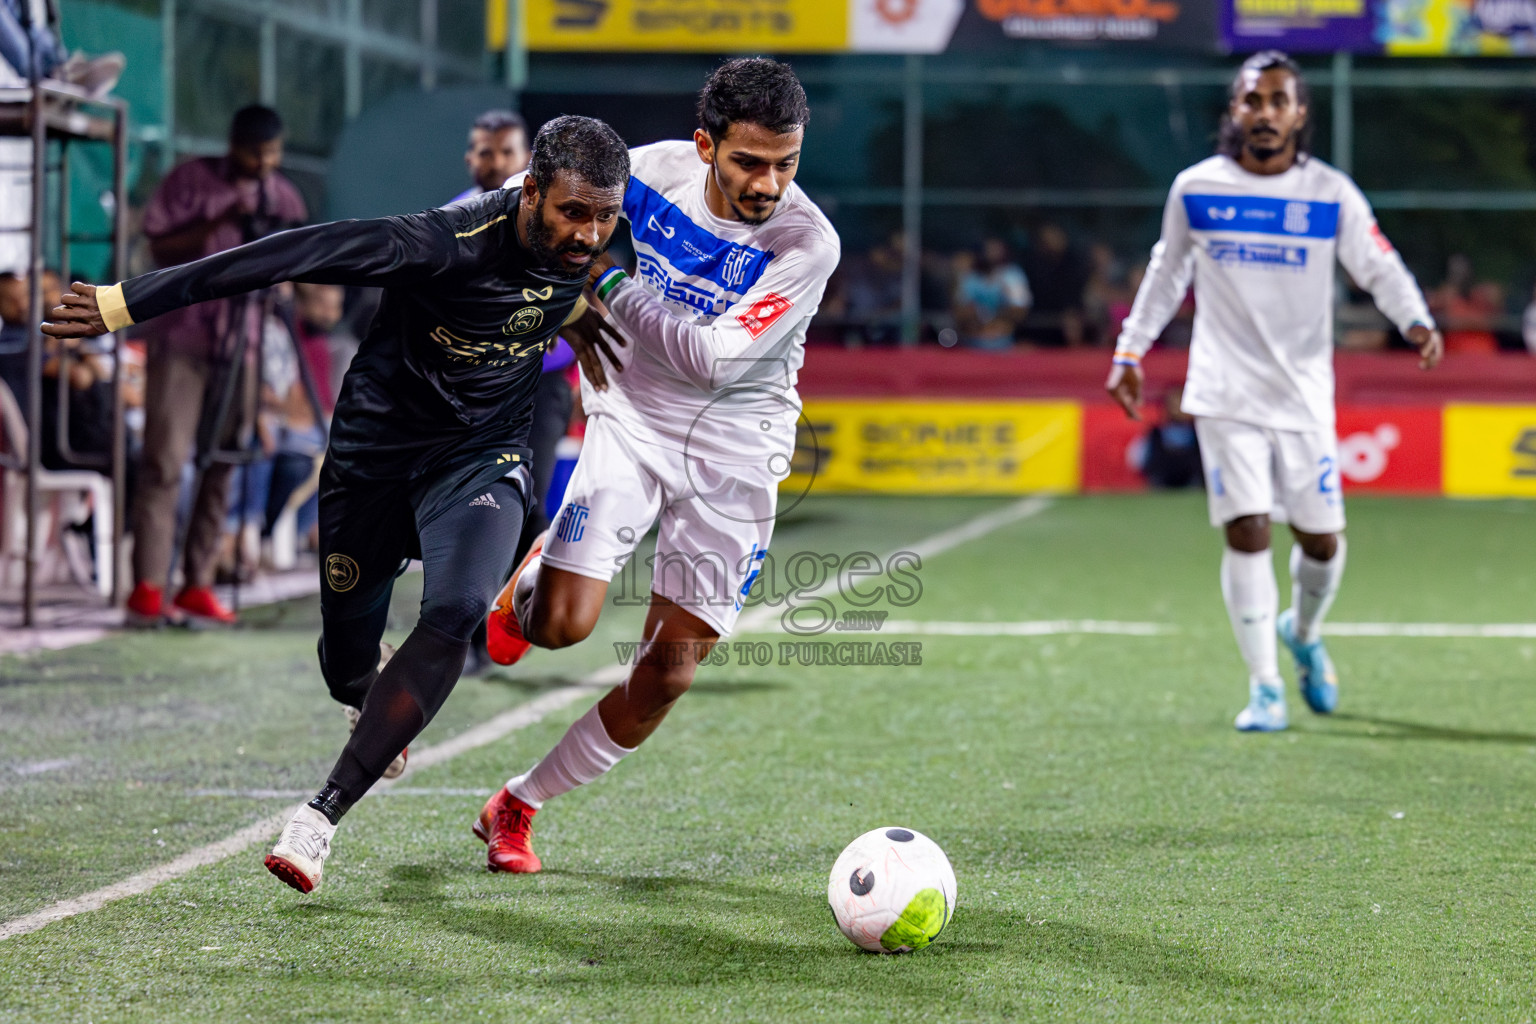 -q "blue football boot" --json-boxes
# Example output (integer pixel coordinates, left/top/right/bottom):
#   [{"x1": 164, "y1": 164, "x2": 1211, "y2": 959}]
[
  {"x1": 1234, "y1": 678, "x2": 1288, "y2": 732},
  {"x1": 1278, "y1": 608, "x2": 1338, "y2": 714}
]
